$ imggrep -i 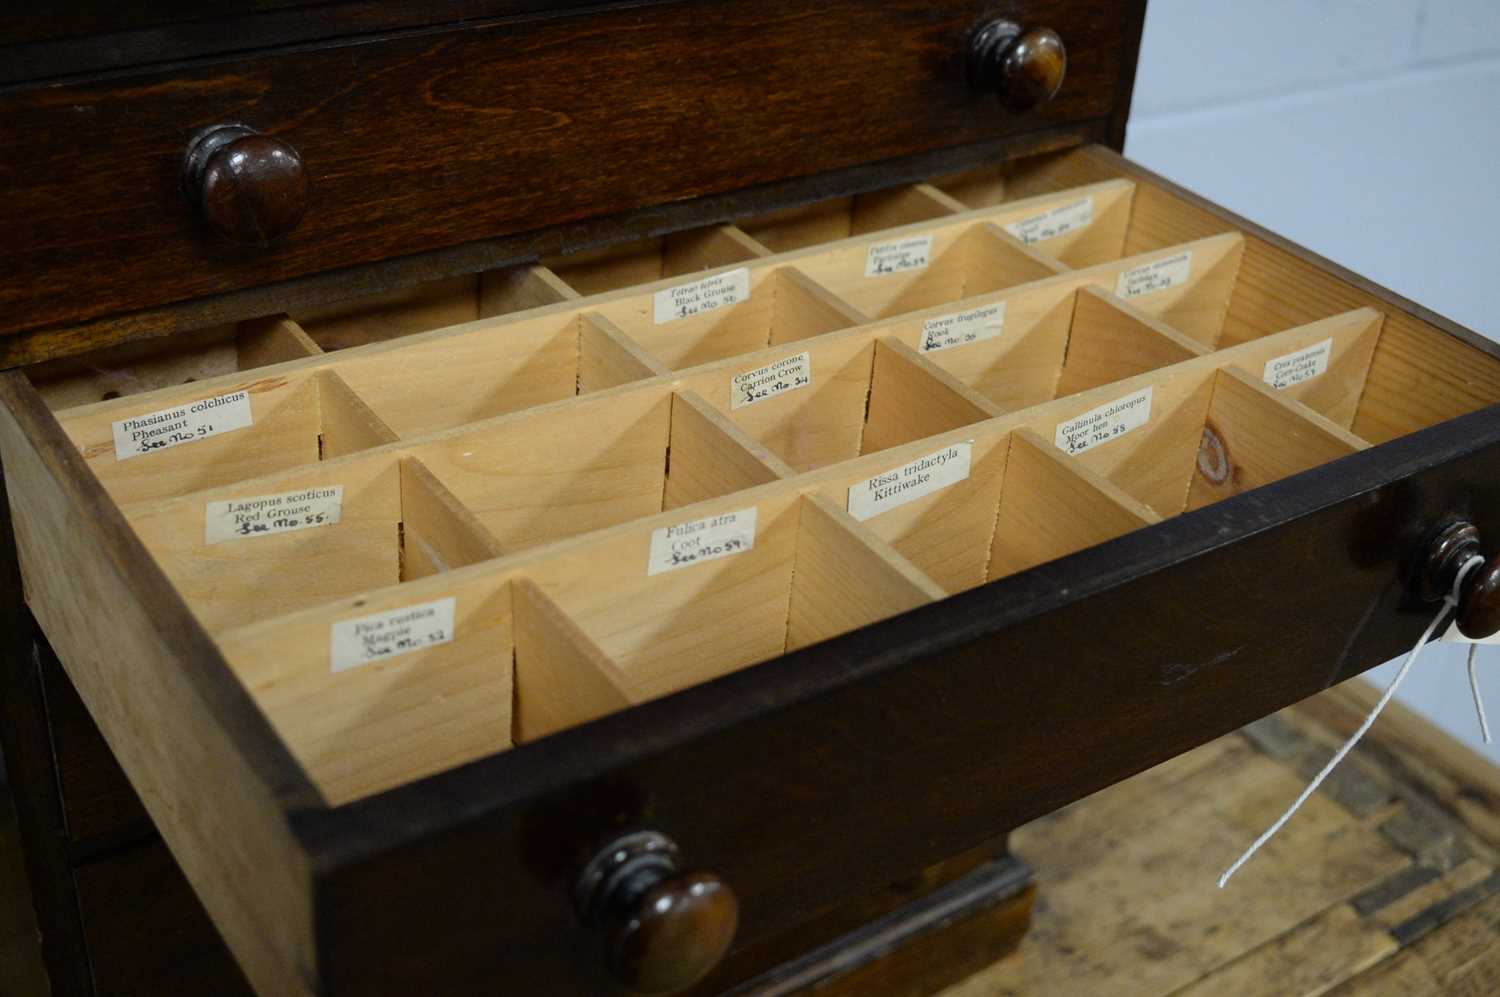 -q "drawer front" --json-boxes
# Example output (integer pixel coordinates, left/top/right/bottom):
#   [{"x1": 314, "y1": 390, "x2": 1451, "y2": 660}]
[
  {"x1": 308, "y1": 415, "x2": 1500, "y2": 994},
  {"x1": 0, "y1": 0, "x2": 1136, "y2": 339}
]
